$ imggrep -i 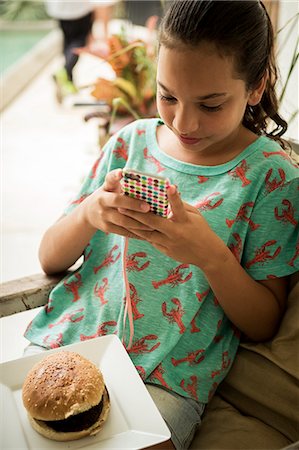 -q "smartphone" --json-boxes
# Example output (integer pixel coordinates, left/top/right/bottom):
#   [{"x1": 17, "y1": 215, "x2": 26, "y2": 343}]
[{"x1": 121, "y1": 169, "x2": 170, "y2": 217}]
